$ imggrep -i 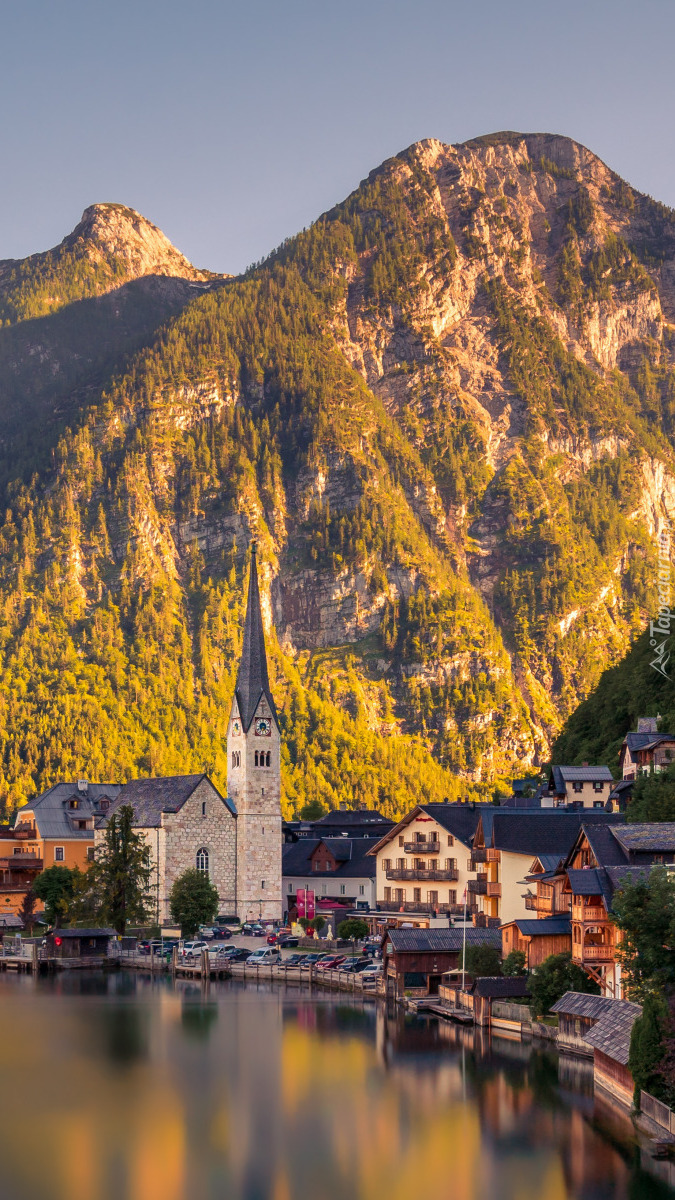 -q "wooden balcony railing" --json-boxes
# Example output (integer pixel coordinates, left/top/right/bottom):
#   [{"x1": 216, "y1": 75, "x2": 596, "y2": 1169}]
[
  {"x1": 403, "y1": 841, "x2": 440, "y2": 854},
  {"x1": 572, "y1": 905, "x2": 607, "y2": 923},
  {"x1": 573, "y1": 943, "x2": 614, "y2": 962},
  {"x1": 470, "y1": 847, "x2": 487, "y2": 865},
  {"x1": 486, "y1": 849, "x2": 500, "y2": 863},
  {"x1": 486, "y1": 882, "x2": 501, "y2": 898},
  {"x1": 386, "y1": 868, "x2": 459, "y2": 882},
  {"x1": 468, "y1": 876, "x2": 487, "y2": 895}
]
